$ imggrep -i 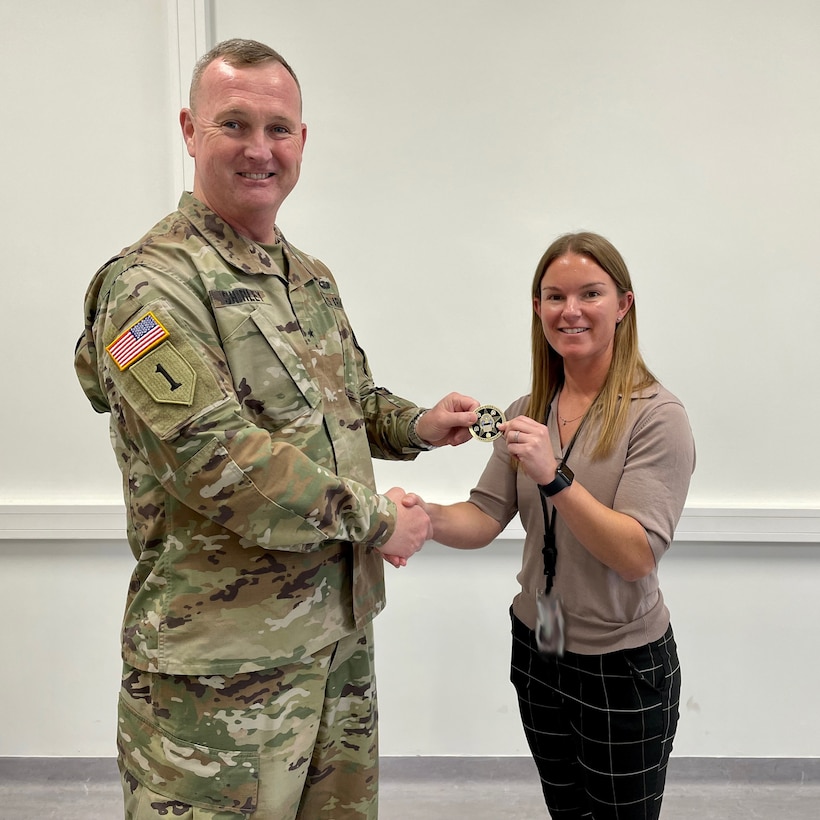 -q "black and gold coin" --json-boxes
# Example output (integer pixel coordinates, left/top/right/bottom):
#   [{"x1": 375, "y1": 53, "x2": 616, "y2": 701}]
[{"x1": 470, "y1": 404, "x2": 506, "y2": 442}]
